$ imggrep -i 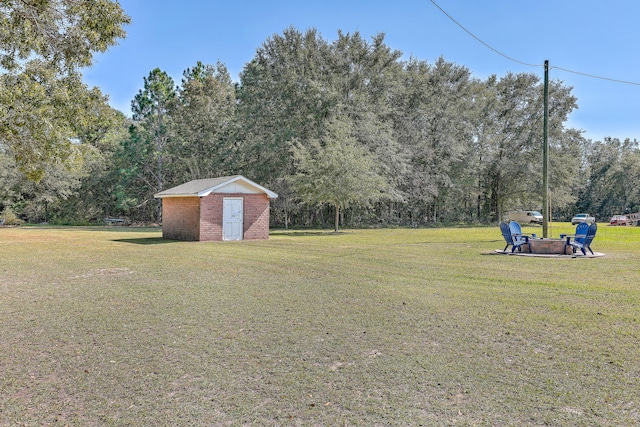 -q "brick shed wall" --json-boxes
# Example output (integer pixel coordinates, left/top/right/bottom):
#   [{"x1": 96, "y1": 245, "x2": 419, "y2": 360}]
[
  {"x1": 199, "y1": 193, "x2": 271, "y2": 241},
  {"x1": 243, "y1": 193, "x2": 271, "y2": 240},
  {"x1": 199, "y1": 194, "x2": 223, "y2": 242},
  {"x1": 161, "y1": 197, "x2": 200, "y2": 241}
]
